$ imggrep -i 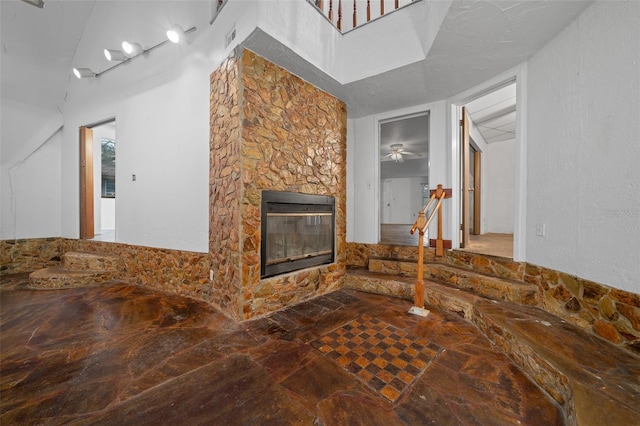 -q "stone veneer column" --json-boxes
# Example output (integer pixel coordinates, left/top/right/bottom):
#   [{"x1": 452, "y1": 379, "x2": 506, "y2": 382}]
[
  {"x1": 210, "y1": 49, "x2": 347, "y2": 320},
  {"x1": 210, "y1": 55, "x2": 243, "y2": 318}
]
